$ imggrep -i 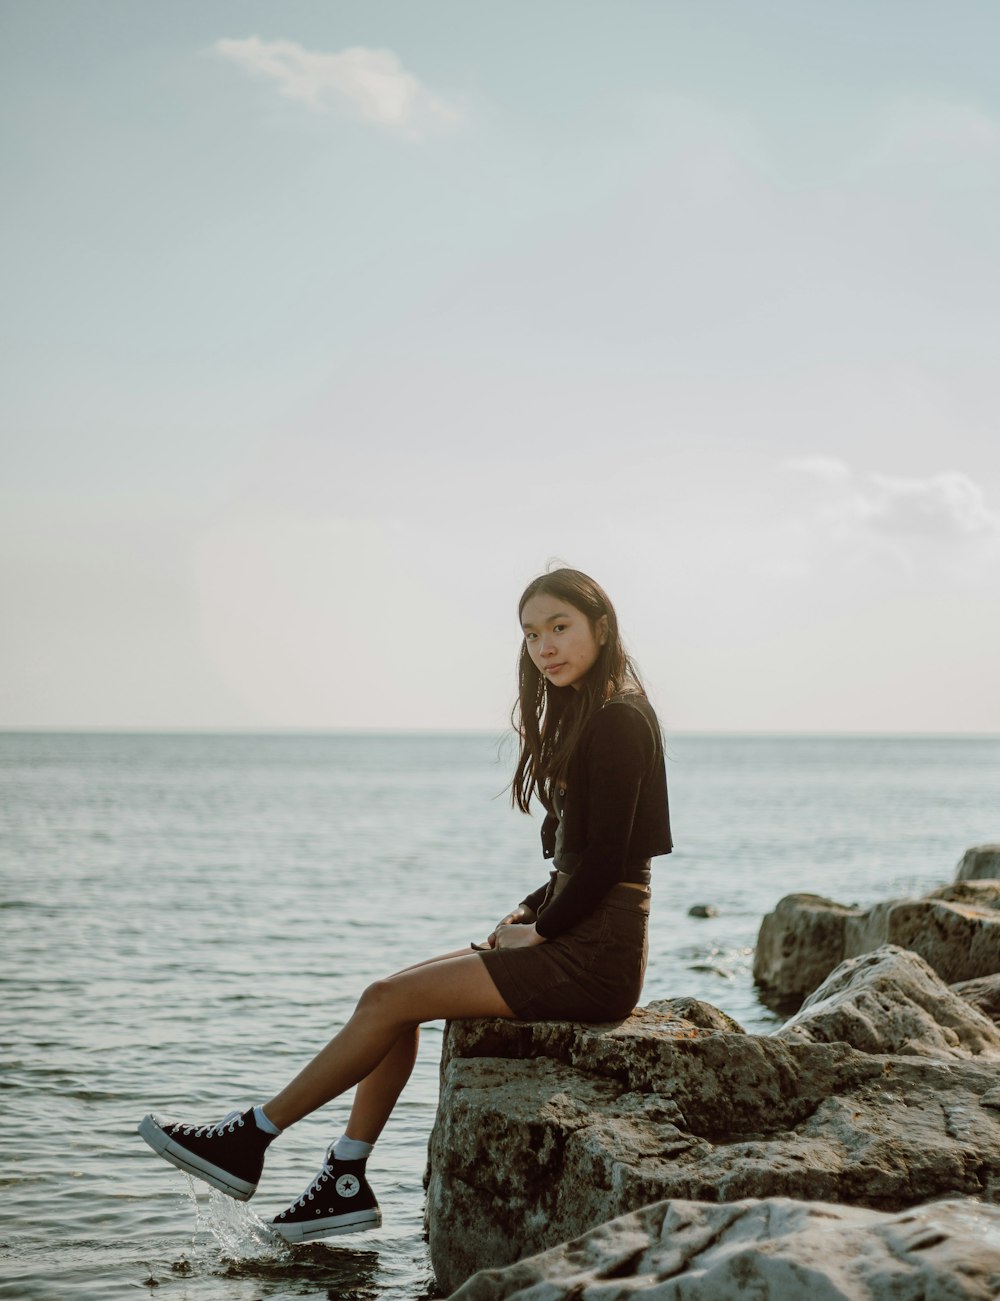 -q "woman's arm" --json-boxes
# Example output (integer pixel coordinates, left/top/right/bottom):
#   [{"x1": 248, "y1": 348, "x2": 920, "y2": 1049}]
[{"x1": 519, "y1": 883, "x2": 549, "y2": 916}]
